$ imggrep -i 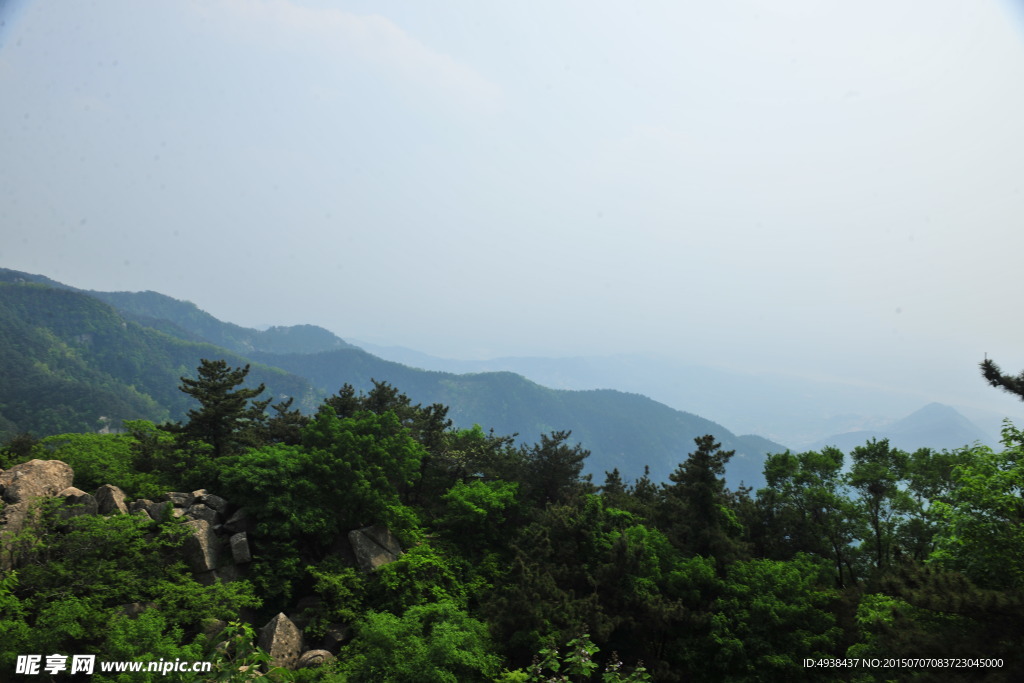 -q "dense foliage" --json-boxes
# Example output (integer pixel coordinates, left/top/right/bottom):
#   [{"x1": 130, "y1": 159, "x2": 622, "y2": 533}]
[{"x1": 2, "y1": 358, "x2": 1023, "y2": 682}]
